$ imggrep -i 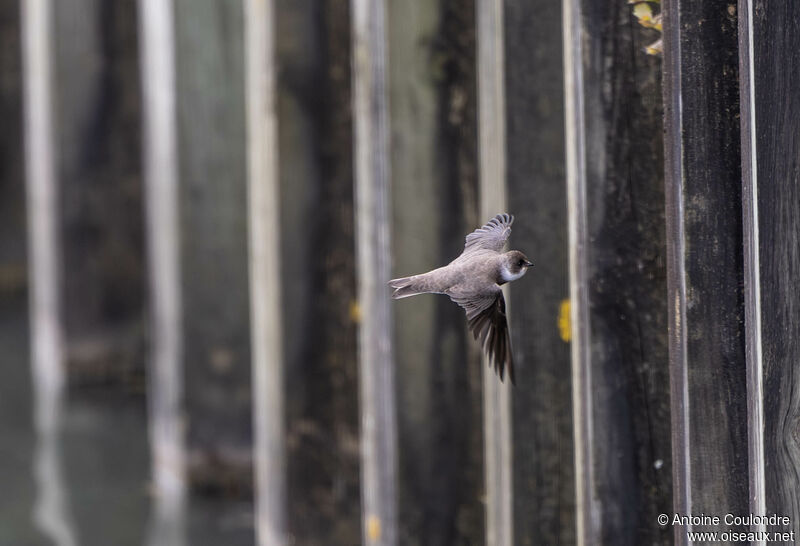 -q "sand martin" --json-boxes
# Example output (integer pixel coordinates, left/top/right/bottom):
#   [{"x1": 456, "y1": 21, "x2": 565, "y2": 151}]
[{"x1": 389, "y1": 213, "x2": 531, "y2": 384}]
